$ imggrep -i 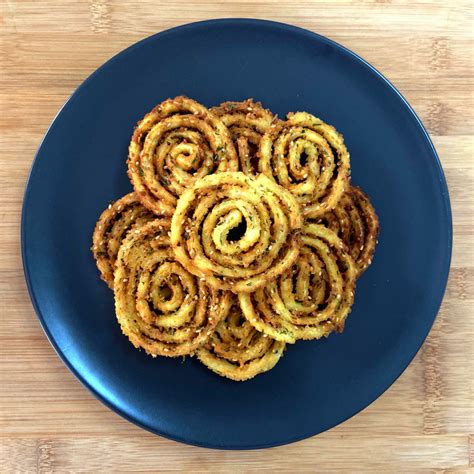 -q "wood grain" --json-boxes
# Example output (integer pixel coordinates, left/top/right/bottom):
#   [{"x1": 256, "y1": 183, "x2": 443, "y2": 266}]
[{"x1": 0, "y1": 0, "x2": 472, "y2": 471}]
